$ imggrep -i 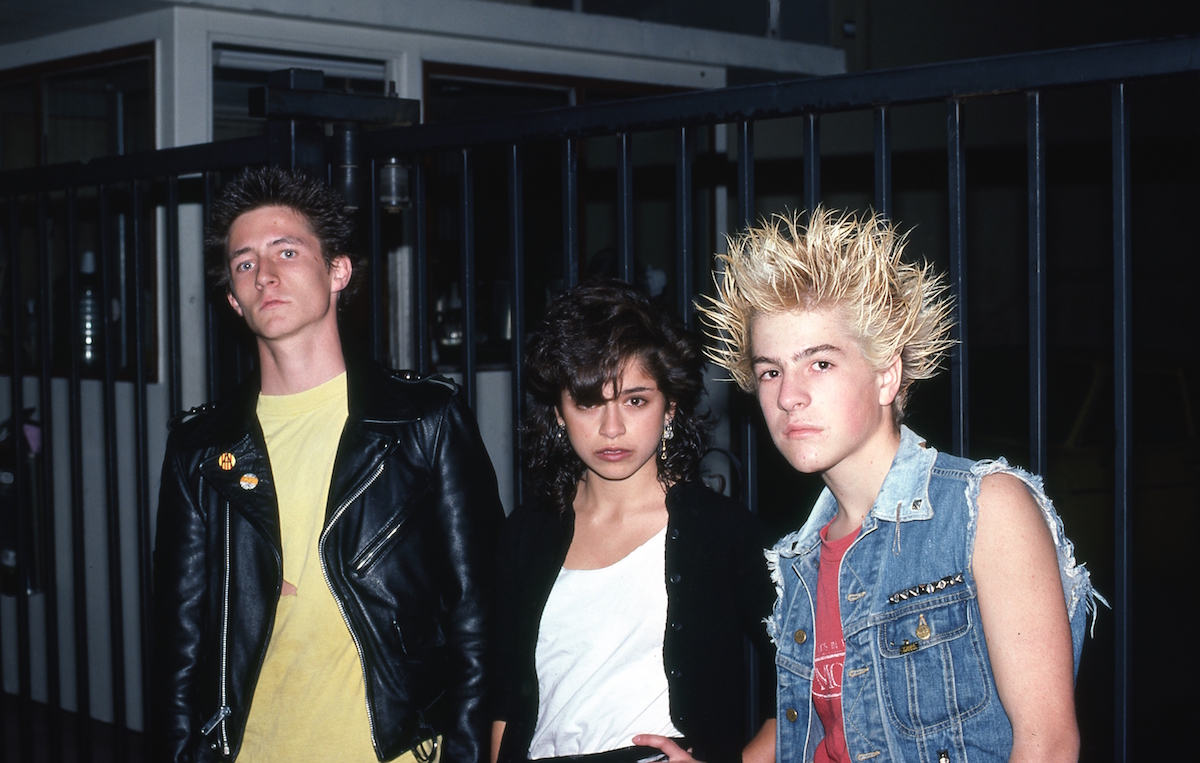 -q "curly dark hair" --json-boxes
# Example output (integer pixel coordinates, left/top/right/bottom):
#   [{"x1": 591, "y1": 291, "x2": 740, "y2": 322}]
[
  {"x1": 523, "y1": 279, "x2": 711, "y2": 513},
  {"x1": 205, "y1": 166, "x2": 366, "y2": 302}
]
